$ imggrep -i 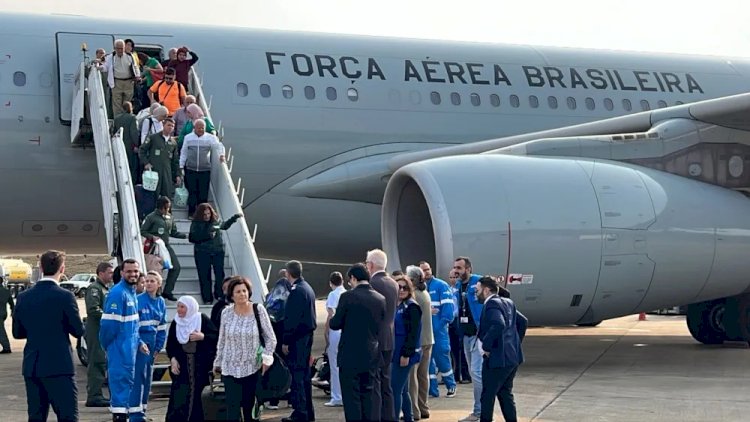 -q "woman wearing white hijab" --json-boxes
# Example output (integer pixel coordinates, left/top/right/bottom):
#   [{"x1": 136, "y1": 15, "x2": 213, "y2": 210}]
[{"x1": 165, "y1": 296, "x2": 218, "y2": 422}]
